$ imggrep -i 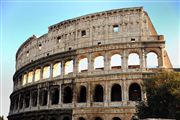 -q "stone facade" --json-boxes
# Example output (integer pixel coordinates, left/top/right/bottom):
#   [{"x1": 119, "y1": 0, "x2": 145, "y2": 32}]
[{"x1": 8, "y1": 7, "x2": 172, "y2": 120}]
